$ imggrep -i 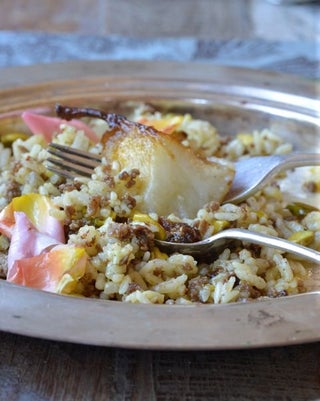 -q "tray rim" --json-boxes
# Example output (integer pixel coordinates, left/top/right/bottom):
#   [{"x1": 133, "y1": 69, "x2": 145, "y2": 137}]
[
  {"x1": 1, "y1": 280, "x2": 320, "y2": 350},
  {"x1": 0, "y1": 60, "x2": 318, "y2": 95},
  {"x1": 0, "y1": 60, "x2": 319, "y2": 350}
]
